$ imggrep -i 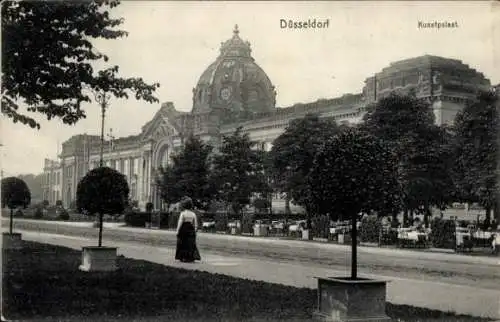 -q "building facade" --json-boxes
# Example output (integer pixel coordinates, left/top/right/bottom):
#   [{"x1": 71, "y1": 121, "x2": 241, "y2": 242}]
[{"x1": 43, "y1": 25, "x2": 492, "y2": 210}]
